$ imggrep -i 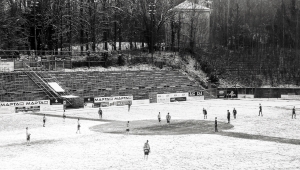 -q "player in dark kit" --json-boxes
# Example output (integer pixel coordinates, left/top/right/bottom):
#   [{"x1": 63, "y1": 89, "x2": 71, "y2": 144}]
[
  {"x1": 26, "y1": 127, "x2": 31, "y2": 146},
  {"x1": 43, "y1": 114, "x2": 46, "y2": 127},
  {"x1": 98, "y1": 108, "x2": 102, "y2": 119},
  {"x1": 203, "y1": 108, "x2": 207, "y2": 119},
  {"x1": 143, "y1": 140, "x2": 151, "y2": 160},
  {"x1": 76, "y1": 118, "x2": 81, "y2": 134},
  {"x1": 233, "y1": 108, "x2": 237, "y2": 119},
  {"x1": 215, "y1": 117, "x2": 218, "y2": 132},
  {"x1": 128, "y1": 103, "x2": 131, "y2": 112},
  {"x1": 292, "y1": 106, "x2": 296, "y2": 119},
  {"x1": 126, "y1": 121, "x2": 130, "y2": 135},
  {"x1": 166, "y1": 113, "x2": 171, "y2": 124},
  {"x1": 259, "y1": 104, "x2": 263, "y2": 116},
  {"x1": 227, "y1": 110, "x2": 230, "y2": 124},
  {"x1": 63, "y1": 110, "x2": 66, "y2": 122}
]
